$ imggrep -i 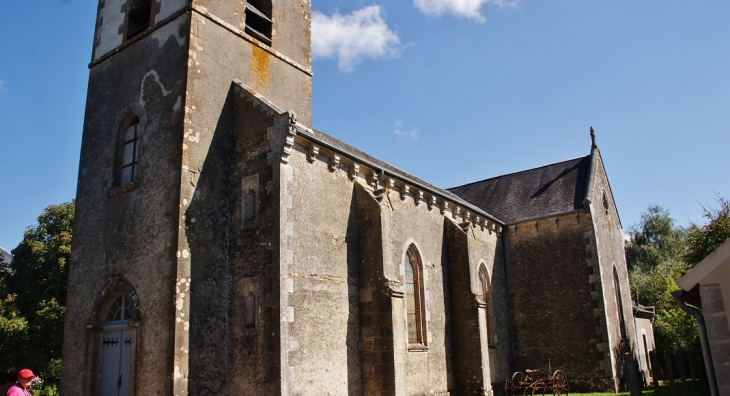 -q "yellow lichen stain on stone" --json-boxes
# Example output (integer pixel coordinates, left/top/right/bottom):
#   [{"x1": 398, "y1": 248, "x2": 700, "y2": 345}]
[{"x1": 251, "y1": 45, "x2": 270, "y2": 91}]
